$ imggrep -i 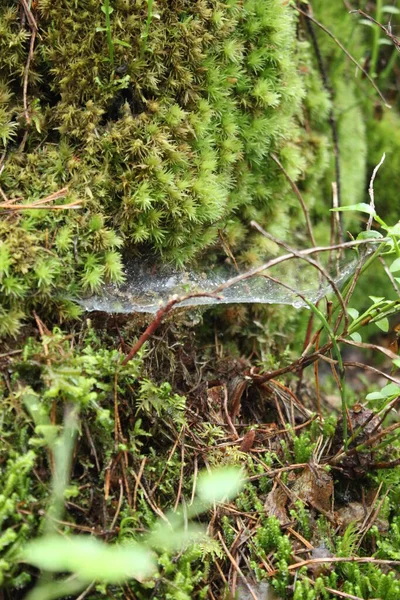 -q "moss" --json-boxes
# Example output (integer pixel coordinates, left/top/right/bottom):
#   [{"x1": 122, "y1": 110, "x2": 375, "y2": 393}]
[{"x1": 0, "y1": 0, "x2": 334, "y2": 332}]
